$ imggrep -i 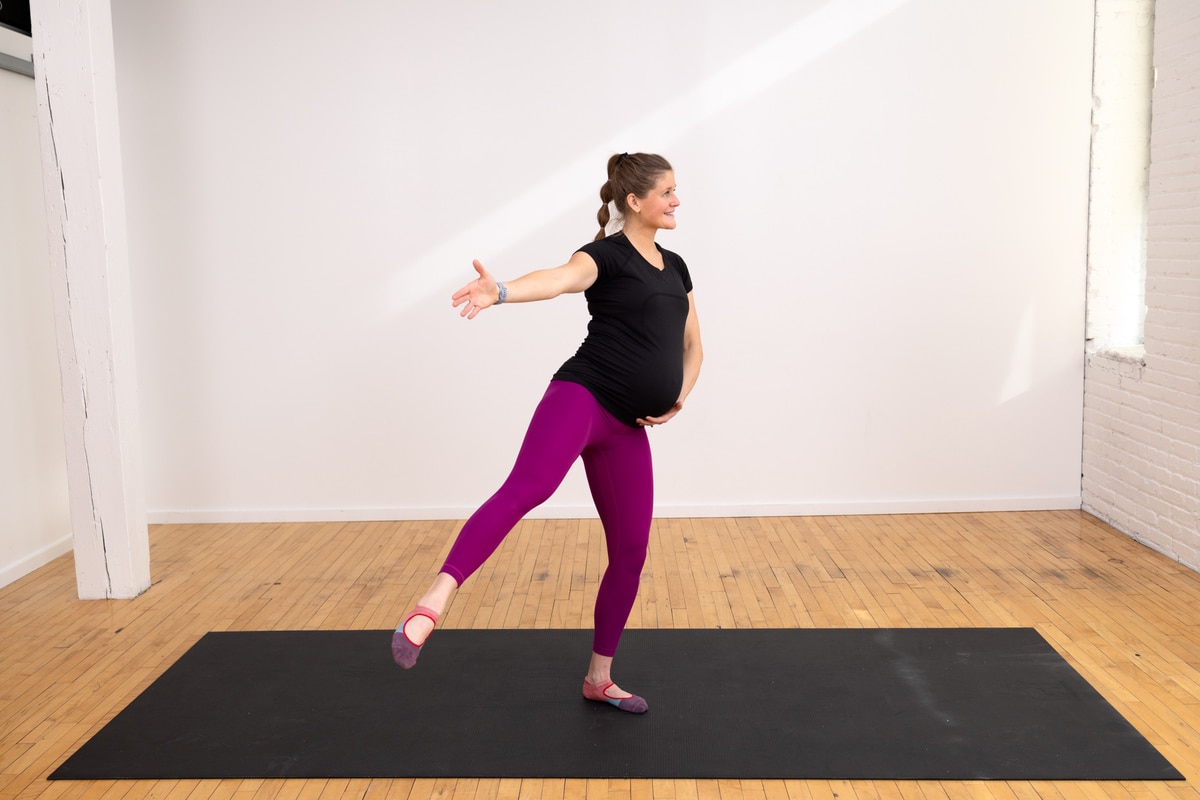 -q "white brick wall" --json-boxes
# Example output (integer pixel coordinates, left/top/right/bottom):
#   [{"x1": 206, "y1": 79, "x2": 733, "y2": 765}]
[{"x1": 1082, "y1": 0, "x2": 1200, "y2": 568}]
